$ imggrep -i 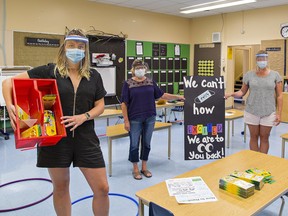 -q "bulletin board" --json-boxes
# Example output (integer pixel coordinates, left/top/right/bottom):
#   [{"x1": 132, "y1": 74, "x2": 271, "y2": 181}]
[
  {"x1": 194, "y1": 43, "x2": 221, "y2": 77},
  {"x1": 127, "y1": 40, "x2": 190, "y2": 94},
  {"x1": 88, "y1": 35, "x2": 126, "y2": 105},
  {"x1": 261, "y1": 39, "x2": 286, "y2": 77},
  {"x1": 14, "y1": 31, "x2": 64, "y2": 67}
]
